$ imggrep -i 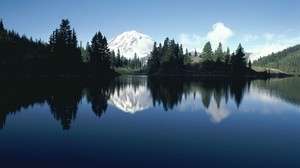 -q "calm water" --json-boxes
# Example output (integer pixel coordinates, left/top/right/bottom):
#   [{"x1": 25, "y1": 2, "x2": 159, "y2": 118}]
[{"x1": 0, "y1": 76, "x2": 300, "y2": 167}]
